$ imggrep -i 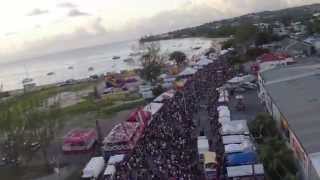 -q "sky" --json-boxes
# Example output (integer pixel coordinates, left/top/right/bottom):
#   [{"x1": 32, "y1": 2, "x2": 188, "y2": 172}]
[{"x1": 0, "y1": 0, "x2": 319, "y2": 61}]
